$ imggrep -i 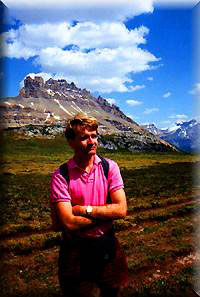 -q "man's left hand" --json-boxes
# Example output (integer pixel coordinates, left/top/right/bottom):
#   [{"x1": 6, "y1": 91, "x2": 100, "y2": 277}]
[{"x1": 72, "y1": 205, "x2": 86, "y2": 216}]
